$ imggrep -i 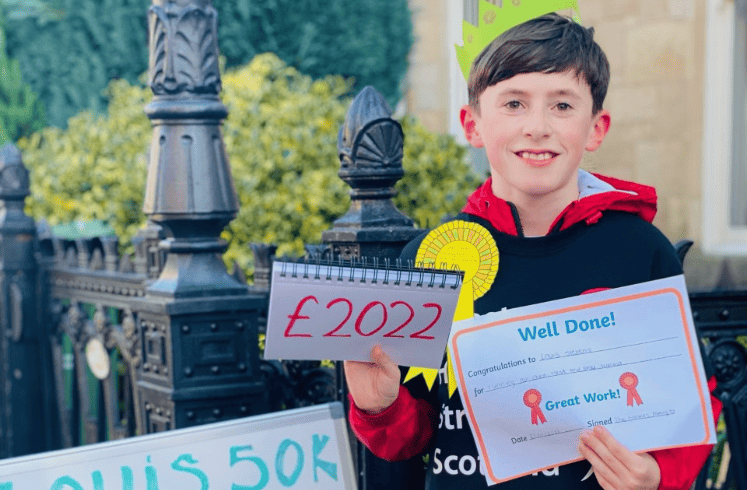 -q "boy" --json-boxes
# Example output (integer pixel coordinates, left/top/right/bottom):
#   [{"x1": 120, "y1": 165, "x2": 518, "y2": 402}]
[{"x1": 344, "y1": 12, "x2": 720, "y2": 490}]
